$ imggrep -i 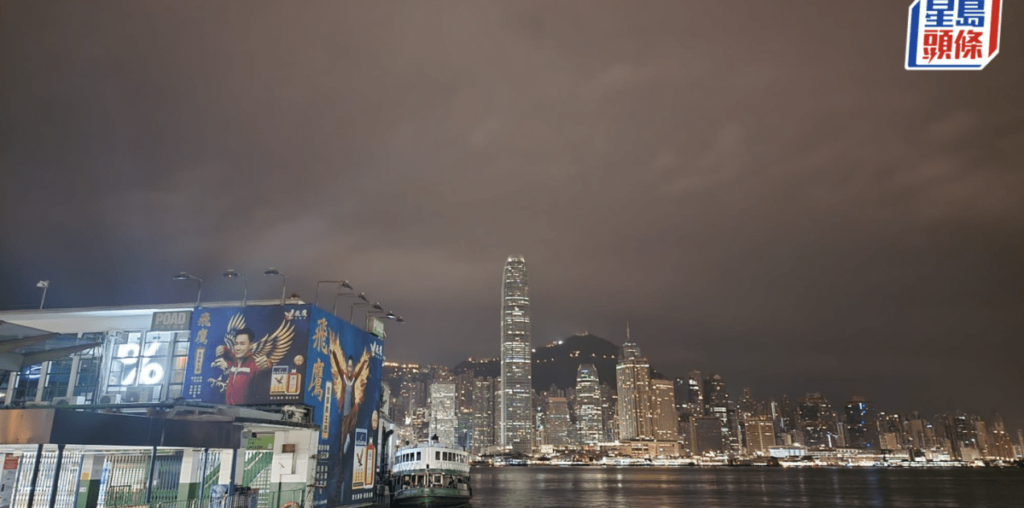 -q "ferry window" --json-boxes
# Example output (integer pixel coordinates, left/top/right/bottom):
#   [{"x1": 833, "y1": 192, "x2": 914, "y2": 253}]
[
  {"x1": 432, "y1": 474, "x2": 441, "y2": 486},
  {"x1": 436, "y1": 451, "x2": 440, "y2": 460},
  {"x1": 416, "y1": 452, "x2": 421, "y2": 461}
]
